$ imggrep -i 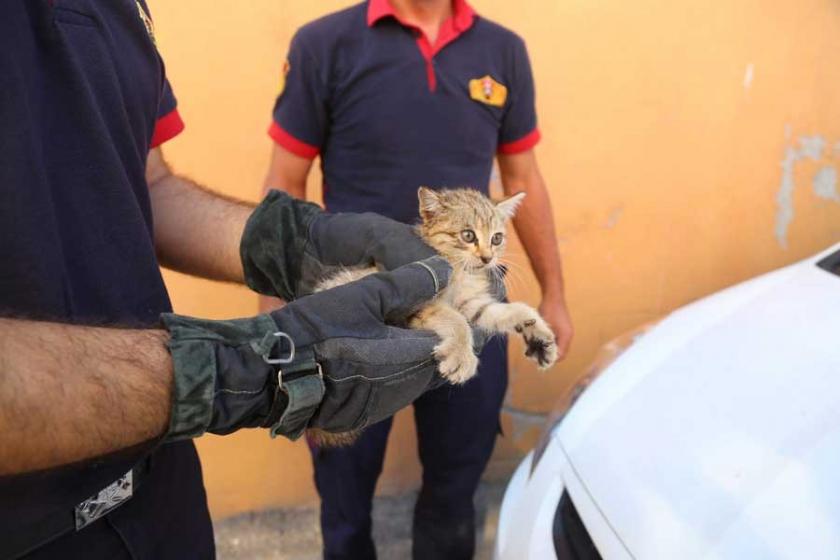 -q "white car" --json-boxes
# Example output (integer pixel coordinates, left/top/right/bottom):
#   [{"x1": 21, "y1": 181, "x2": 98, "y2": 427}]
[{"x1": 494, "y1": 243, "x2": 840, "y2": 560}]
